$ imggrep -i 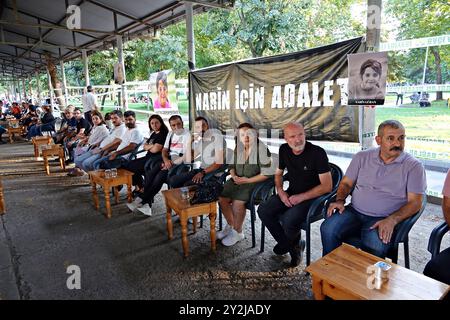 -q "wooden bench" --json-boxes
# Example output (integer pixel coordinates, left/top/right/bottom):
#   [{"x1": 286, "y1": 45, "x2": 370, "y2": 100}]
[
  {"x1": 305, "y1": 243, "x2": 449, "y2": 300},
  {"x1": 32, "y1": 136, "x2": 53, "y2": 157},
  {"x1": 88, "y1": 169, "x2": 133, "y2": 218},
  {"x1": 42, "y1": 144, "x2": 66, "y2": 175},
  {"x1": 162, "y1": 187, "x2": 217, "y2": 257}
]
